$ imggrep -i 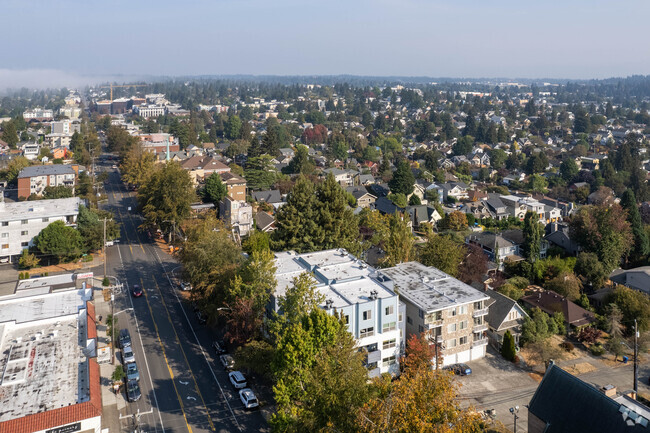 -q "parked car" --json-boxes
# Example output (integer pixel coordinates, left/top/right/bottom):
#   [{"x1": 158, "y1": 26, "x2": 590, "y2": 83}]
[
  {"x1": 131, "y1": 284, "x2": 143, "y2": 298},
  {"x1": 126, "y1": 362, "x2": 140, "y2": 382},
  {"x1": 220, "y1": 354, "x2": 235, "y2": 370},
  {"x1": 229, "y1": 371, "x2": 247, "y2": 389},
  {"x1": 126, "y1": 379, "x2": 142, "y2": 402},
  {"x1": 123, "y1": 346, "x2": 136, "y2": 364},
  {"x1": 444, "y1": 363, "x2": 472, "y2": 376},
  {"x1": 119, "y1": 329, "x2": 132, "y2": 348},
  {"x1": 196, "y1": 310, "x2": 207, "y2": 325},
  {"x1": 212, "y1": 341, "x2": 227, "y2": 355},
  {"x1": 180, "y1": 281, "x2": 192, "y2": 291},
  {"x1": 239, "y1": 388, "x2": 259, "y2": 409}
]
